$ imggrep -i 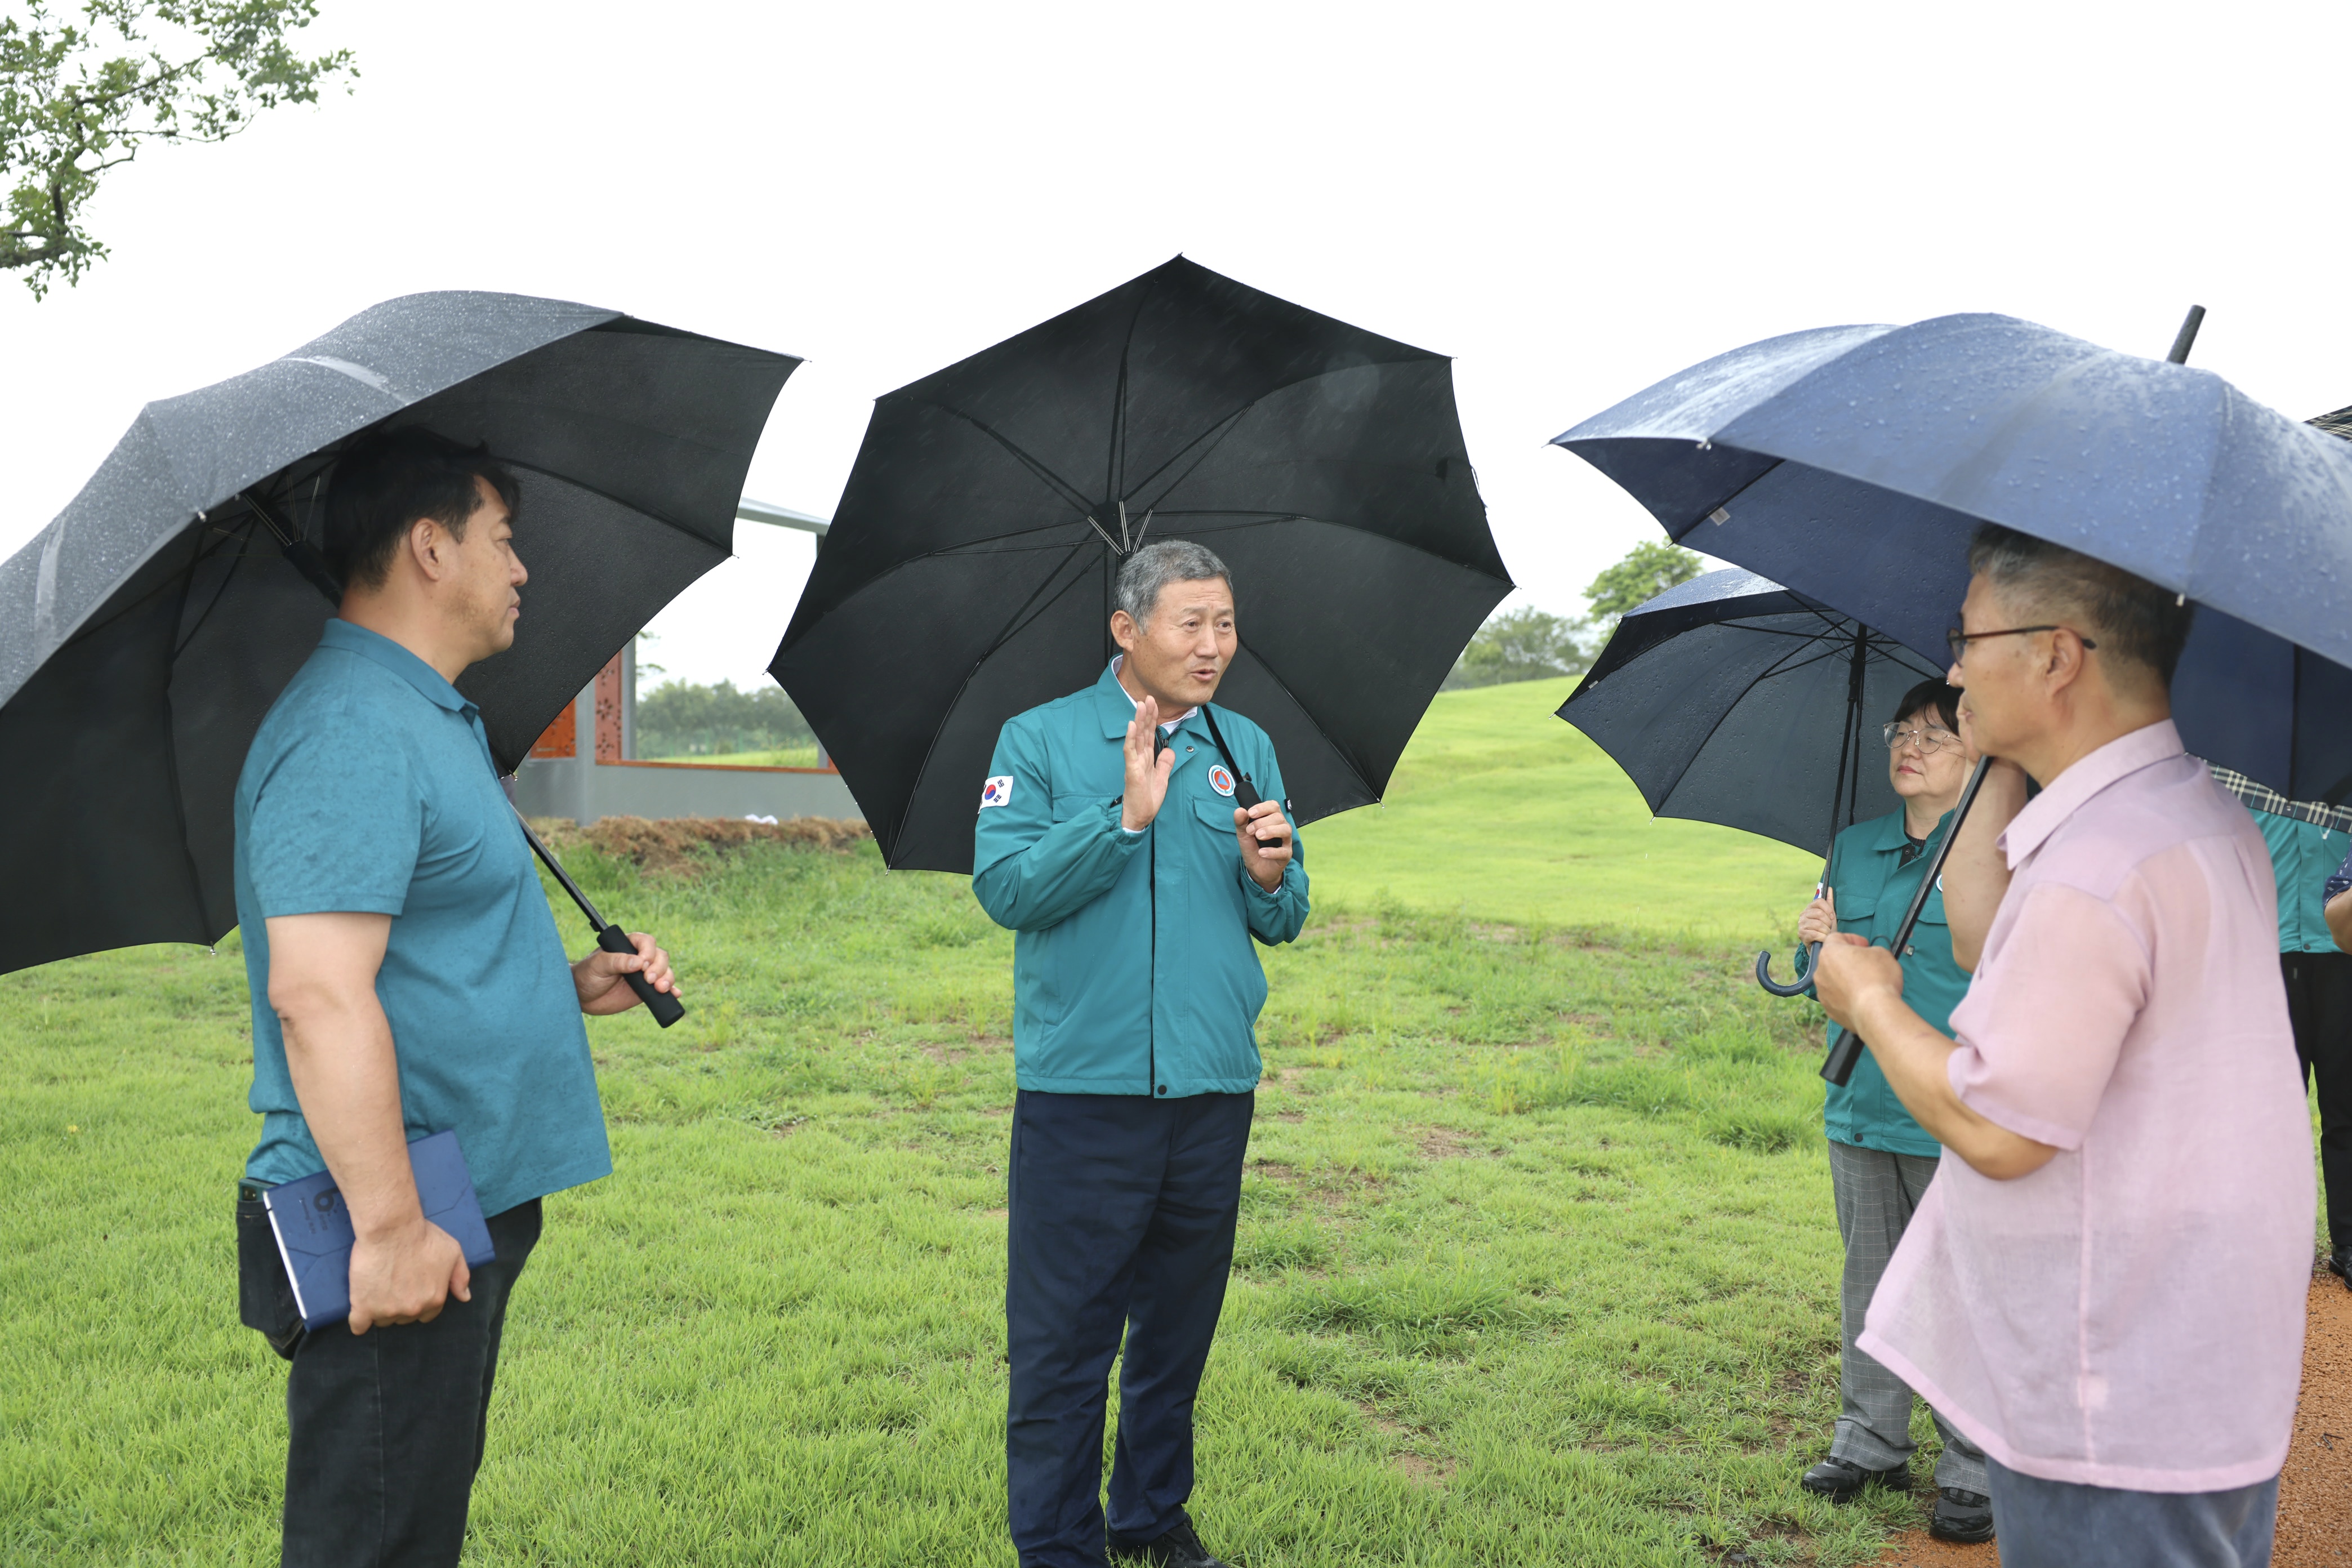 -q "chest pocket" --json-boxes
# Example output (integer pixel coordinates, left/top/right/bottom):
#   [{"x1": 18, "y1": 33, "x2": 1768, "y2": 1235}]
[
  {"x1": 1193, "y1": 792, "x2": 1243, "y2": 849},
  {"x1": 1833, "y1": 892, "x2": 1878, "y2": 938}
]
